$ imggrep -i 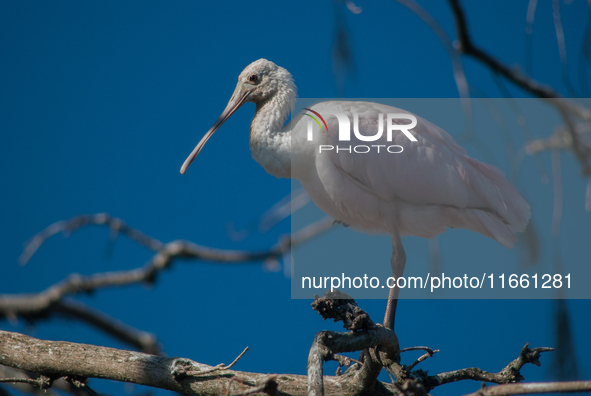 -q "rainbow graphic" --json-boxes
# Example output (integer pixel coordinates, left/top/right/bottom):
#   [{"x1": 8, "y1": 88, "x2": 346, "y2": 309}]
[{"x1": 304, "y1": 108, "x2": 328, "y2": 133}]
